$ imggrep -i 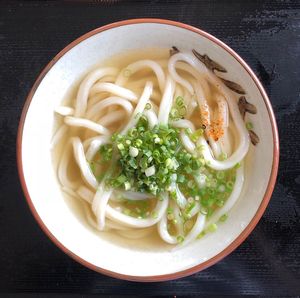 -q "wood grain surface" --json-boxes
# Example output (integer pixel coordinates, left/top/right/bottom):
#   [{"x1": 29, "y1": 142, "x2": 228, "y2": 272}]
[{"x1": 0, "y1": 0, "x2": 299, "y2": 296}]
